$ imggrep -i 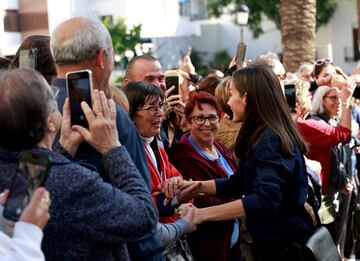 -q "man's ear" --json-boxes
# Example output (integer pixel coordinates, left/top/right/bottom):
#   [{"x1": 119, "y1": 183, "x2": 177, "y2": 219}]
[
  {"x1": 123, "y1": 78, "x2": 130, "y2": 86},
  {"x1": 96, "y1": 48, "x2": 106, "y2": 69},
  {"x1": 46, "y1": 114, "x2": 57, "y2": 133}
]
